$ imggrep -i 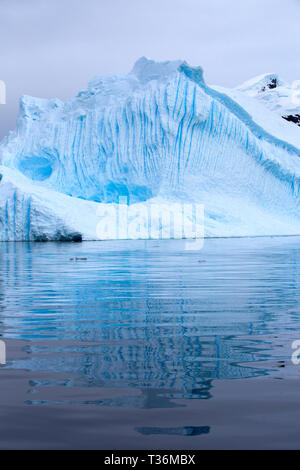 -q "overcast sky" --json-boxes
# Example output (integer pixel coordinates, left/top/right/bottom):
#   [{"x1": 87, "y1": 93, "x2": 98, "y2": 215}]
[{"x1": 0, "y1": 0, "x2": 300, "y2": 139}]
